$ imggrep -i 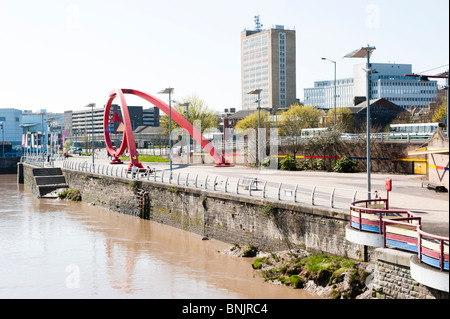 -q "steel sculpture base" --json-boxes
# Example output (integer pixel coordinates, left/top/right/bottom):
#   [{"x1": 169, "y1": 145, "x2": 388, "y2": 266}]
[{"x1": 110, "y1": 156, "x2": 123, "y2": 164}]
